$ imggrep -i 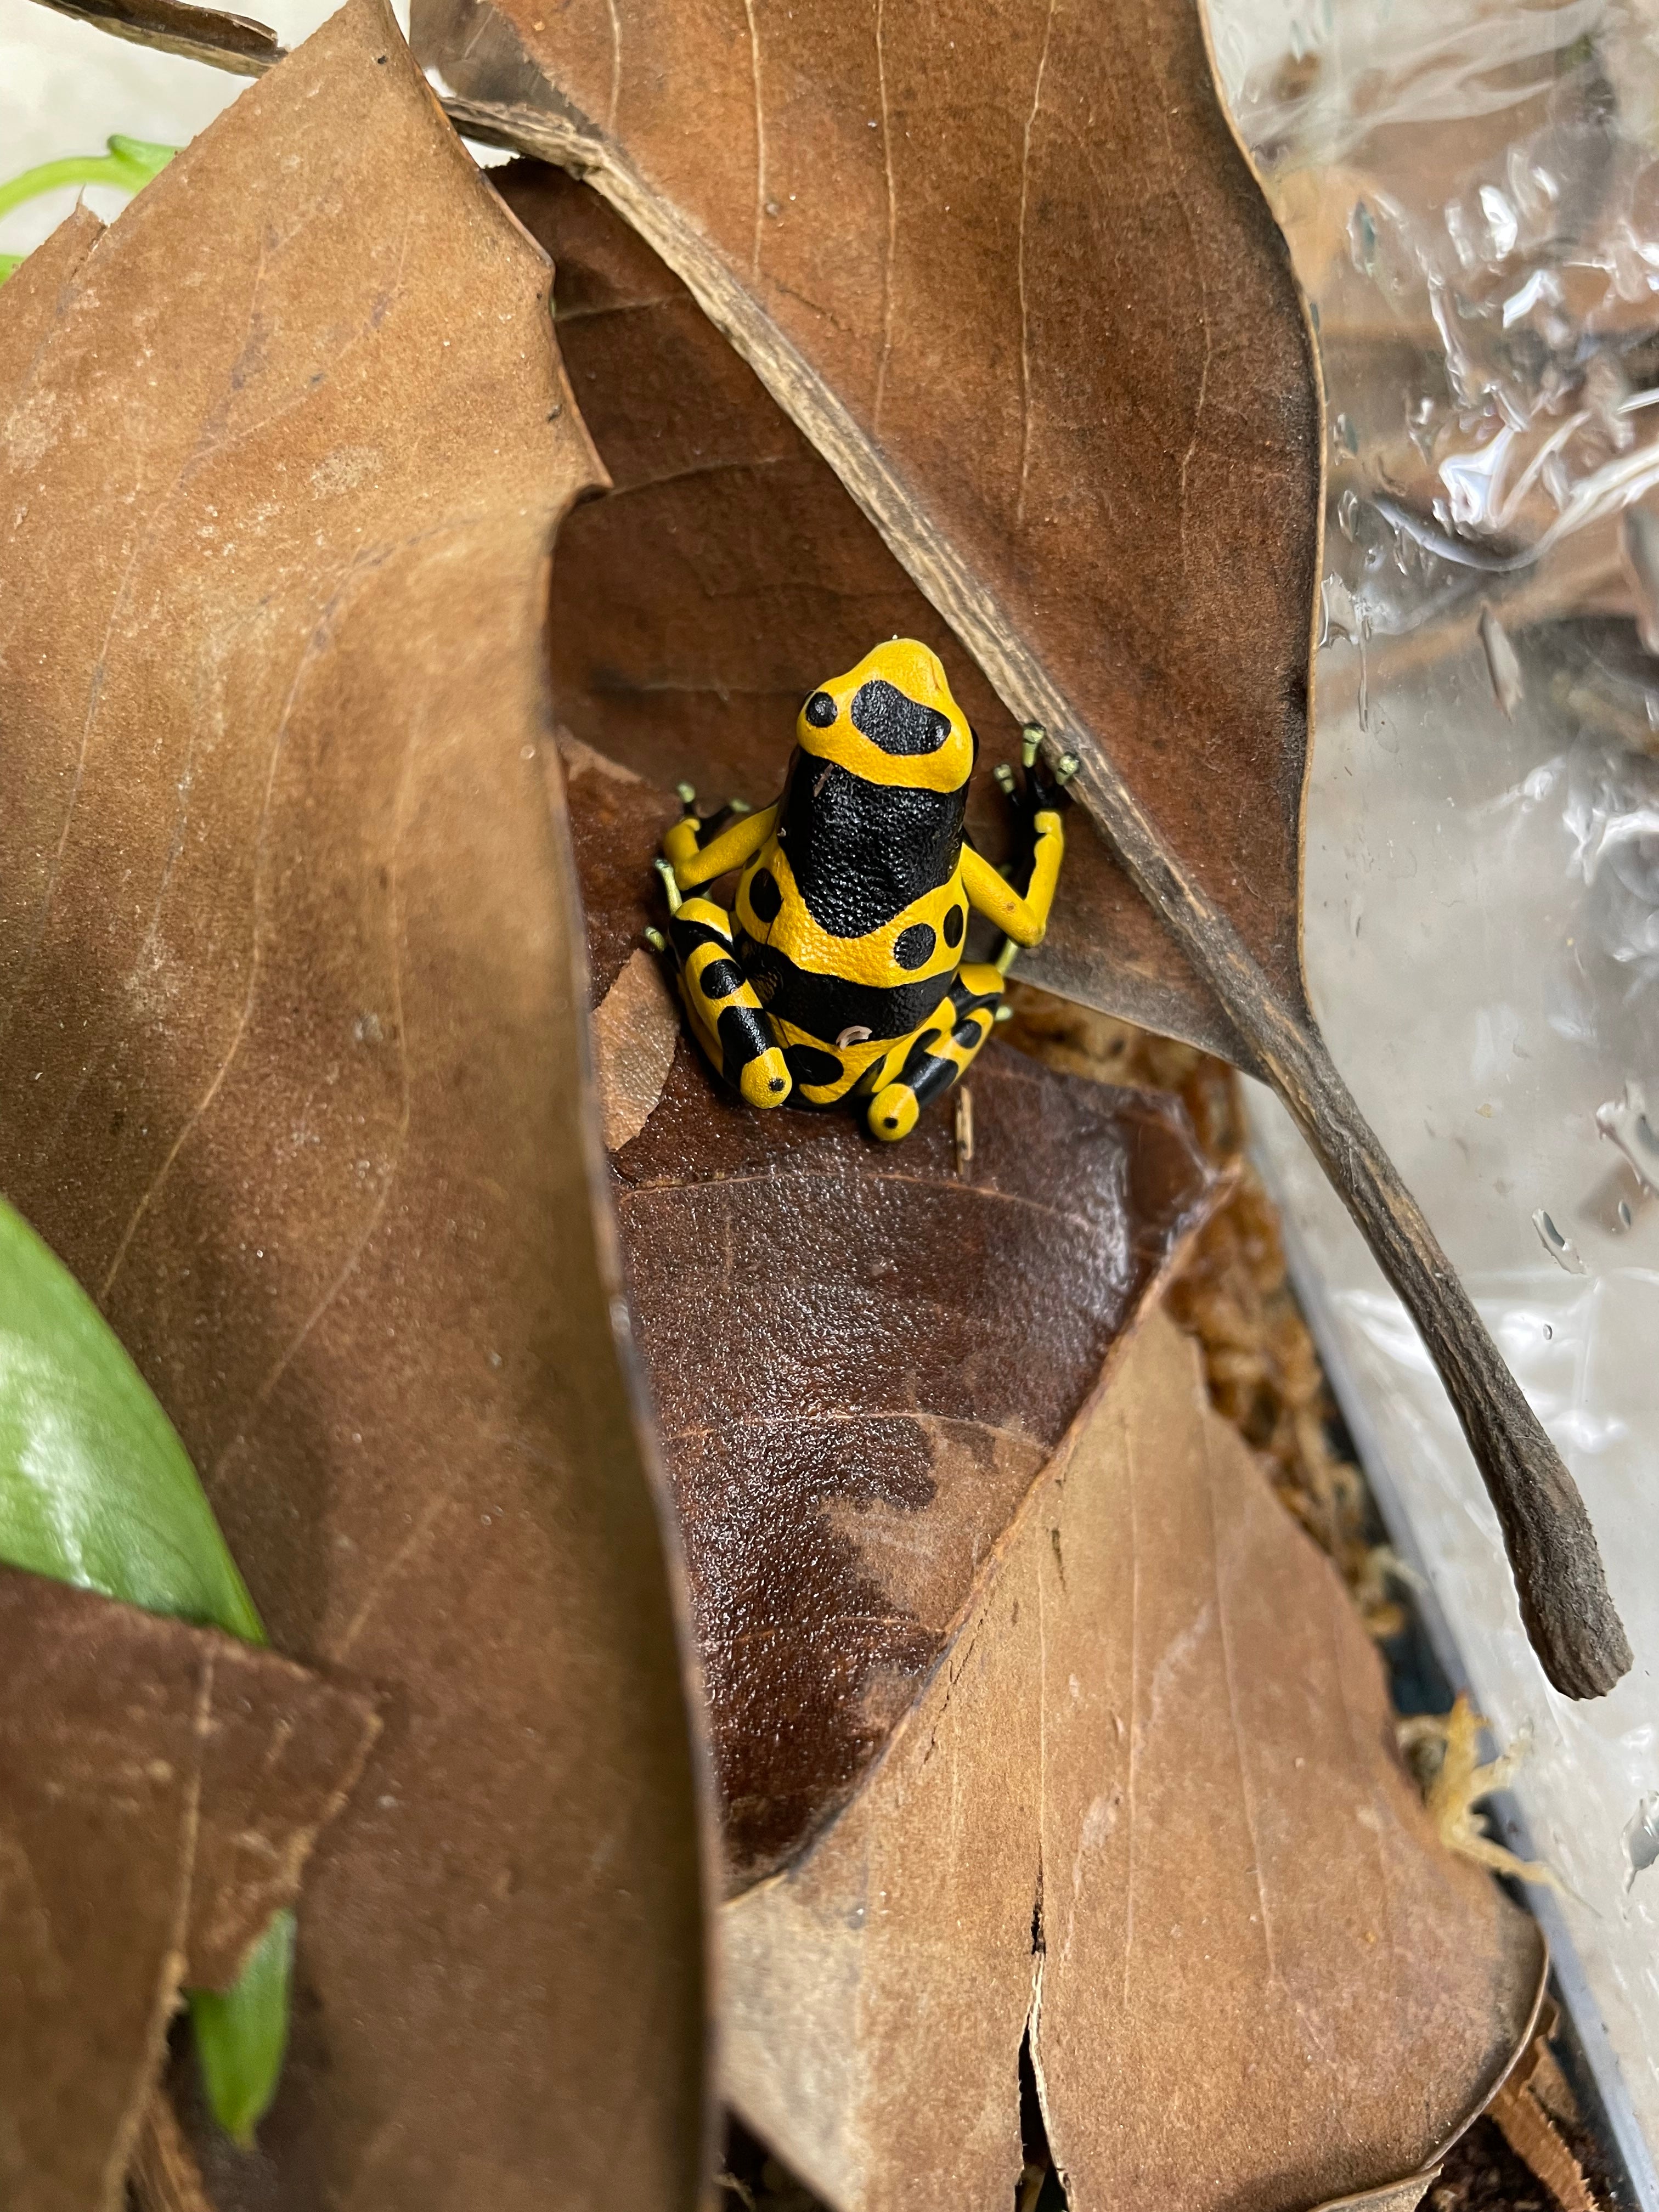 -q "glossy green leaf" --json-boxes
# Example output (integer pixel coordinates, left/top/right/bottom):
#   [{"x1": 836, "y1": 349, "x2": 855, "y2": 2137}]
[
  {"x1": 0, "y1": 1195, "x2": 262, "y2": 1639},
  {"x1": 189, "y1": 1909, "x2": 297, "y2": 2147},
  {"x1": 0, "y1": 1193, "x2": 289, "y2": 2137}
]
